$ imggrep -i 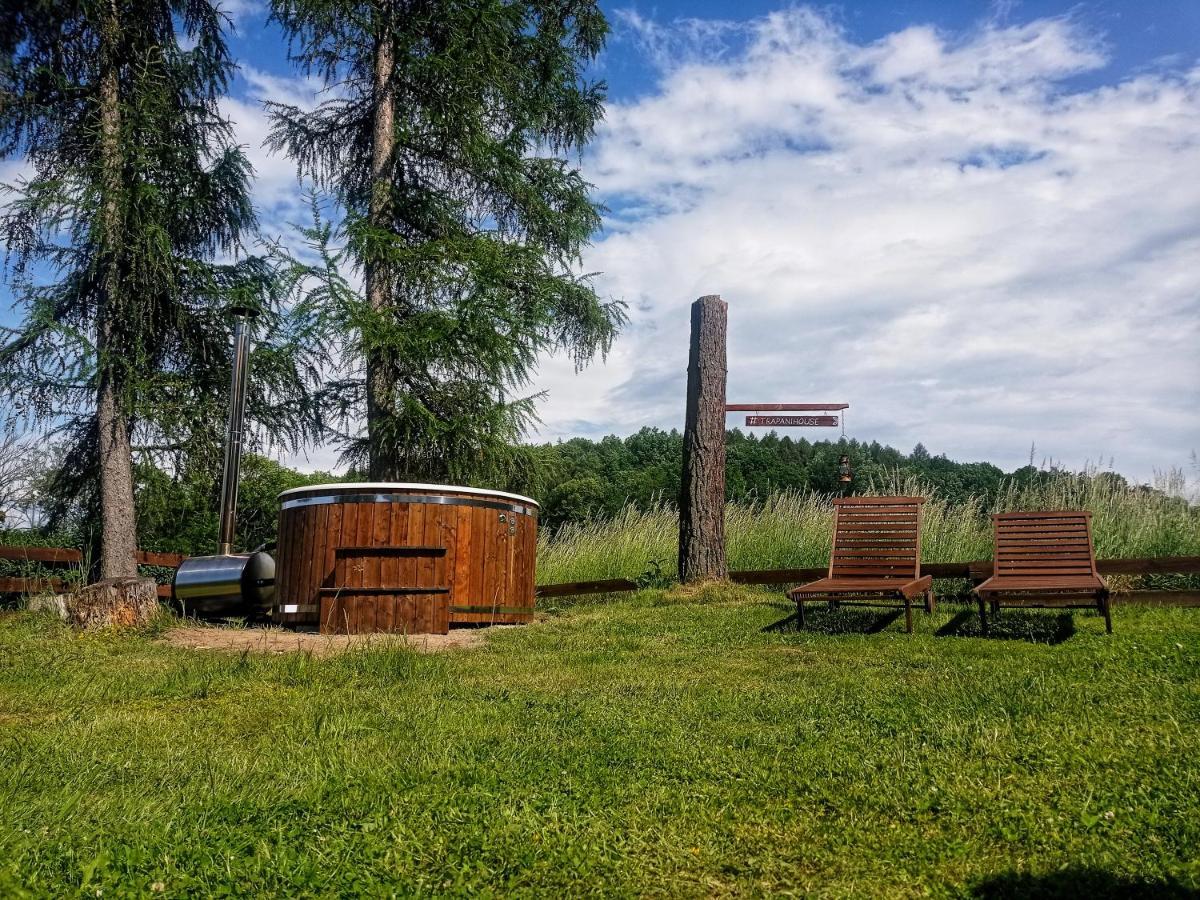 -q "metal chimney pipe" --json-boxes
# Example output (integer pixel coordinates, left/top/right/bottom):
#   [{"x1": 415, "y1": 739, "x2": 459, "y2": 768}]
[{"x1": 217, "y1": 306, "x2": 256, "y2": 555}]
